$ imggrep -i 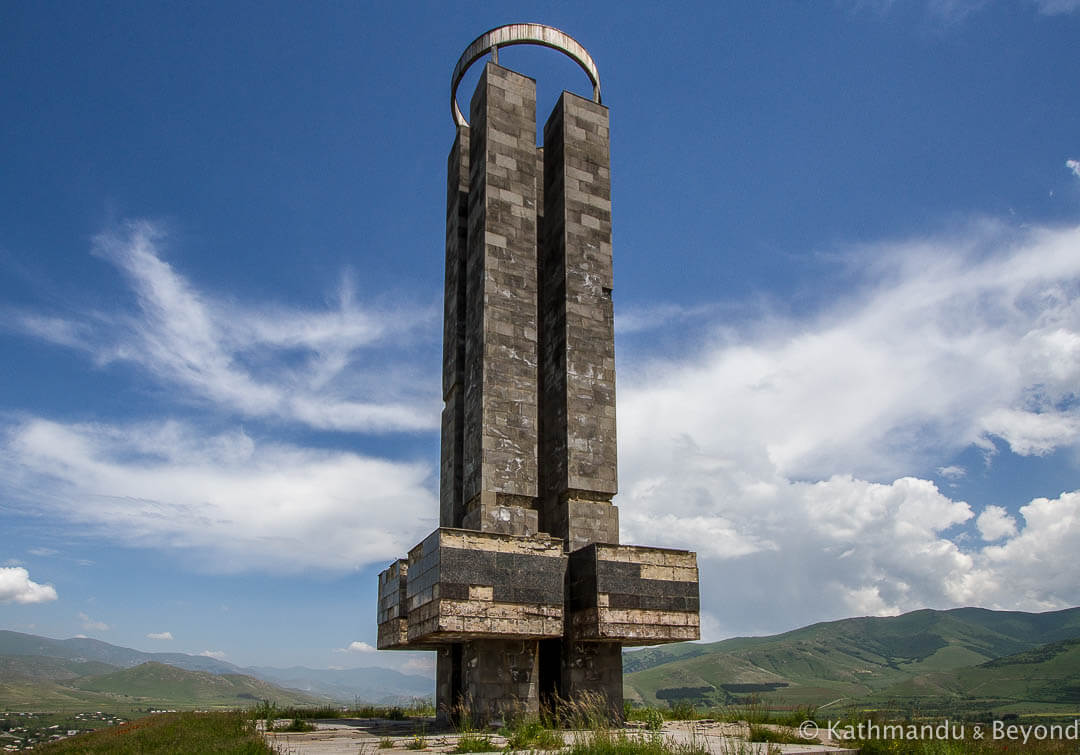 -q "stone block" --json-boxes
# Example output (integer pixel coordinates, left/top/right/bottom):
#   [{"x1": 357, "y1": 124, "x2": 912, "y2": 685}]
[
  {"x1": 405, "y1": 528, "x2": 566, "y2": 644},
  {"x1": 567, "y1": 543, "x2": 700, "y2": 645},
  {"x1": 376, "y1": 559, "x2": 410, "y2": 650}
]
